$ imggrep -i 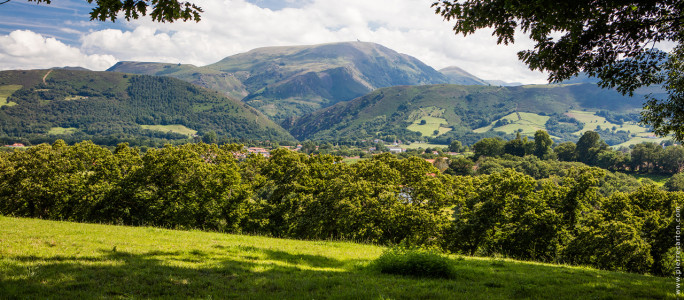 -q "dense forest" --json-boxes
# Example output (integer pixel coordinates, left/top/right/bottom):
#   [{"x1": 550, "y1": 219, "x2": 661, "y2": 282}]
[{"x1": 0, "y1": 136, "x2": 680, "y2": 277}]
